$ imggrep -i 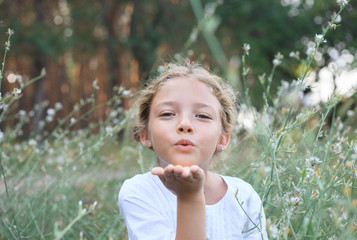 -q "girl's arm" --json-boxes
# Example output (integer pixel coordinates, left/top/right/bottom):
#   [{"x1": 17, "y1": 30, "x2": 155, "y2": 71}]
[{"x1": 151, "y1": 165, "x2": 206, "y2": 240}]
